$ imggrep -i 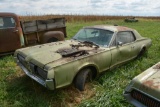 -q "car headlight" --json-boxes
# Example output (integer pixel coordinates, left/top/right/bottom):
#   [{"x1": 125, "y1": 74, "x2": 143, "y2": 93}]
[
  {"x1": 29, "y1": 62, "x2": 36, "y2": 73},
  {"x1": 29, "y1": 63, "x2": 47, "y2": 80},
  {"x1": 36, "y1": 67, "x2": 47, "y2": 80}
]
